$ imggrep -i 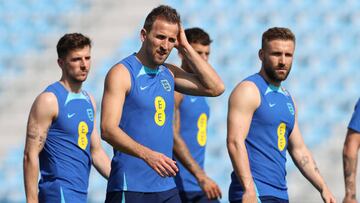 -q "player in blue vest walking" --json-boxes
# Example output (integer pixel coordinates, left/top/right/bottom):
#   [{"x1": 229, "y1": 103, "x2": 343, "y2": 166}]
[
  {"x1": 23, "y1": 33, "x2": 111, "y2": 203},
  {"x1": 226, "y1": 27, "x2": 335, "y2": 203},
  {"x1": 173, "y1": 27, "x2": 221, "y2": 203},
  {"x1": 101, "y1": 5, "x2": 224, "y2": 203}
]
